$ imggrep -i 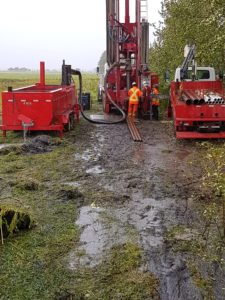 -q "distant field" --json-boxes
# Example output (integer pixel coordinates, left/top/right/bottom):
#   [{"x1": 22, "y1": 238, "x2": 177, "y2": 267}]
[{"x1": 0, "y1": 72, "x2": 99, "y2": 112}]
